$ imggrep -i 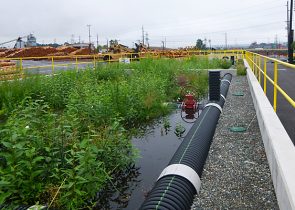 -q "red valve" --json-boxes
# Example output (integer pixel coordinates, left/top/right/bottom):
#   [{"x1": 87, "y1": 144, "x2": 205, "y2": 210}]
[{"x1": 182, "y1": 93, "x2": 197, "y2": 114}]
